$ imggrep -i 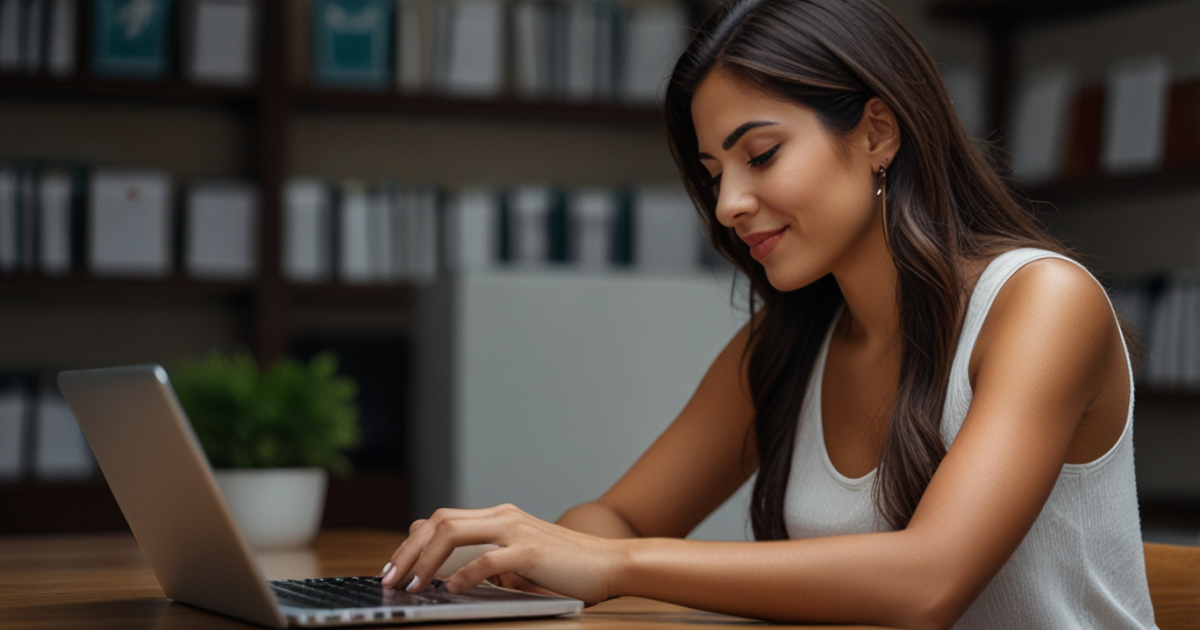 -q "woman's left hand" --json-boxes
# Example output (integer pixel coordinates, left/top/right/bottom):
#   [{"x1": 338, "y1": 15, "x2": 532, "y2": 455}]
[{"x1": 380, "y1": 503, "x2": 624, "y2": 604}]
